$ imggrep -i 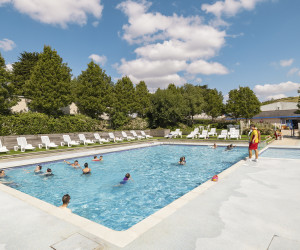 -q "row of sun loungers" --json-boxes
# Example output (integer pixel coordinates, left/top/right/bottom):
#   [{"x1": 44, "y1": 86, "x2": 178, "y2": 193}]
[
  {"x1": 0, "y1": 131, "x2": 153, "y2": 153},
  {"x1": 187, "y1": 128, "x2": 241, "y2": 140}
]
